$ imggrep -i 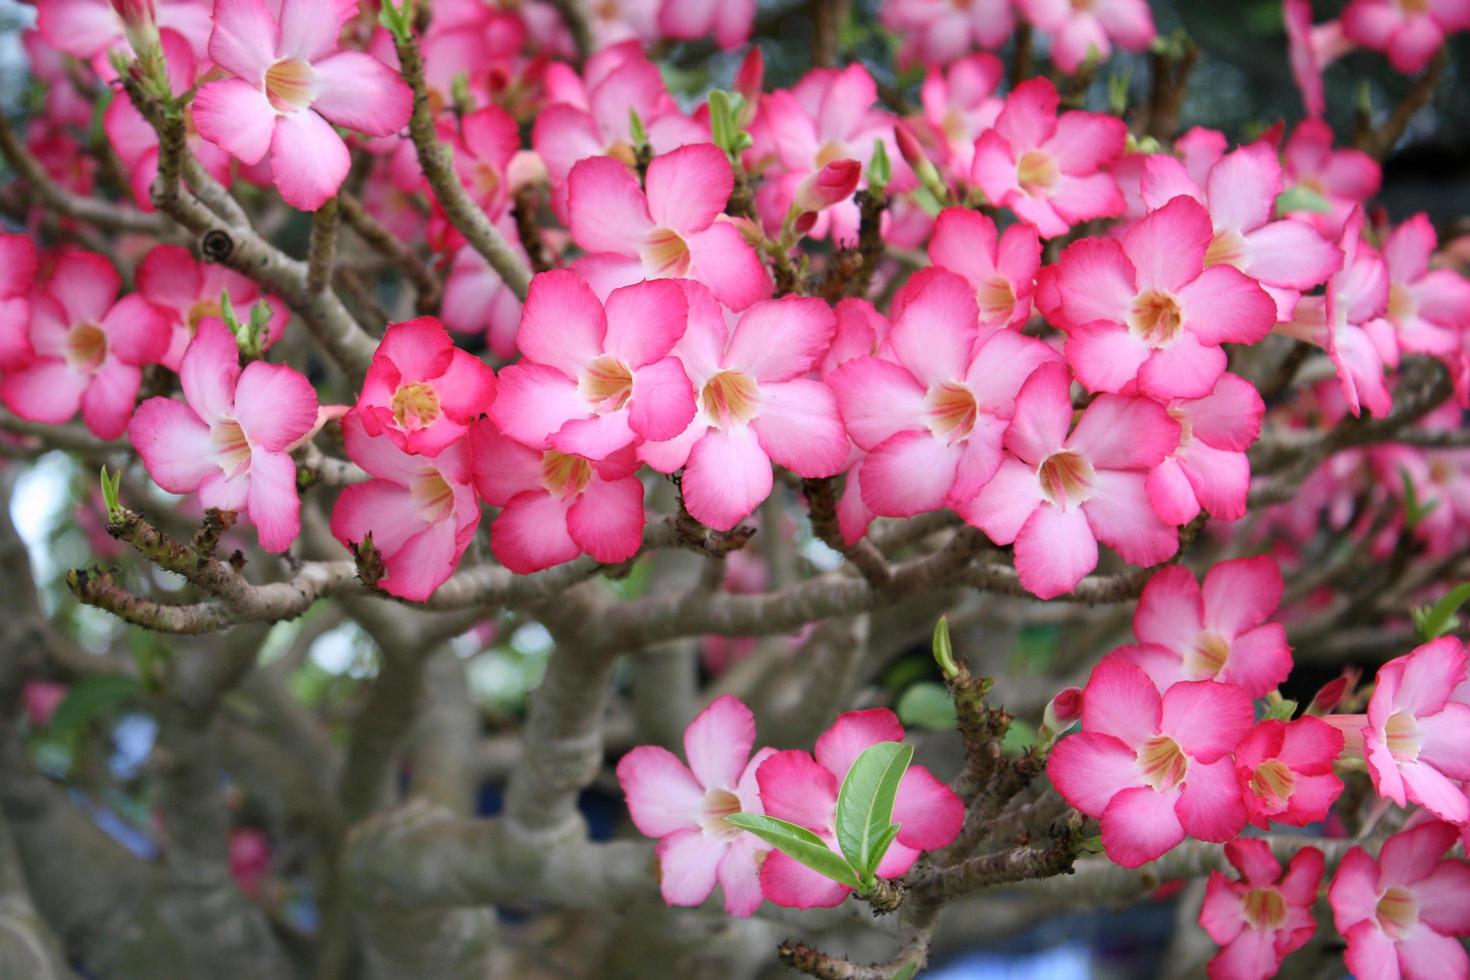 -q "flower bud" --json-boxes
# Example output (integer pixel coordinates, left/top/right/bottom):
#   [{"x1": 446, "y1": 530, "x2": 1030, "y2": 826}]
[
  {"x1": 1306, "y1": 668, "x2": 1359, "y2": 716},
  {"x1": 734, "y1": 47, "x2": 764, "y2": 125},
  {"x1": 1042, "y1": 686, "x2": 1082, "y2": 737},
  {"x1": 793, "y1": 159, "x2": 861, "y2": 214},
  {"x1": 893, "y1": 120, "x2": 929, "y2": 174},
  {"x1": 111, "y1": 0, "x2": 161, "y2": 59}
]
